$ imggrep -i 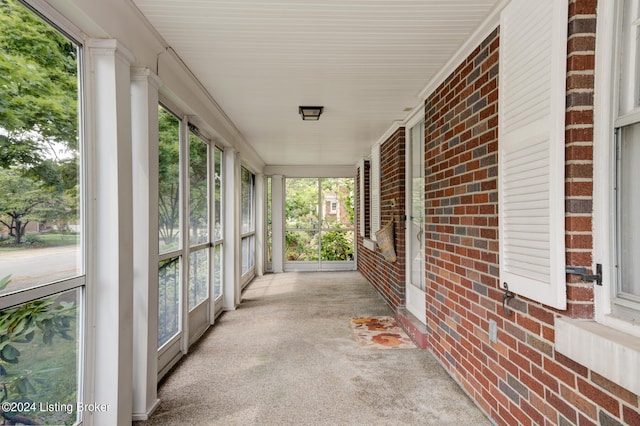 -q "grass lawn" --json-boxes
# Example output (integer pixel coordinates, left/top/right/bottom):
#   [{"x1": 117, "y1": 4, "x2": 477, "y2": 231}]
[{"x1": 0, "y1": 233, "x2": 79, "y2": 253}]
